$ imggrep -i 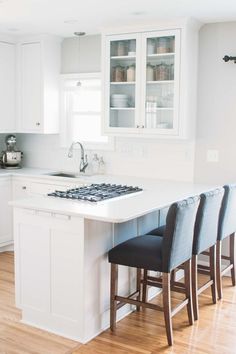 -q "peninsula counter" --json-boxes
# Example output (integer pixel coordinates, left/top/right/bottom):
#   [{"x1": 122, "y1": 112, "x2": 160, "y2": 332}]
[{"x1": 10, "y1": 176, "x2": 215, "y2": 343}]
